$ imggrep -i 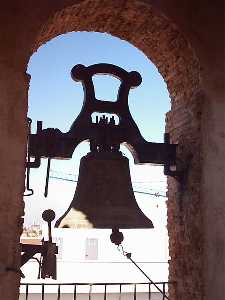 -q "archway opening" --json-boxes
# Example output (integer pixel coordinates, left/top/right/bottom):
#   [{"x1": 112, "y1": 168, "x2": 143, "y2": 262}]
[
  {"x1": 21, "y1": 1, "x2": 202, "y2": 298},
  {"x1": 23, "y1": 31, "x2": 170, "y2": 284}
]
